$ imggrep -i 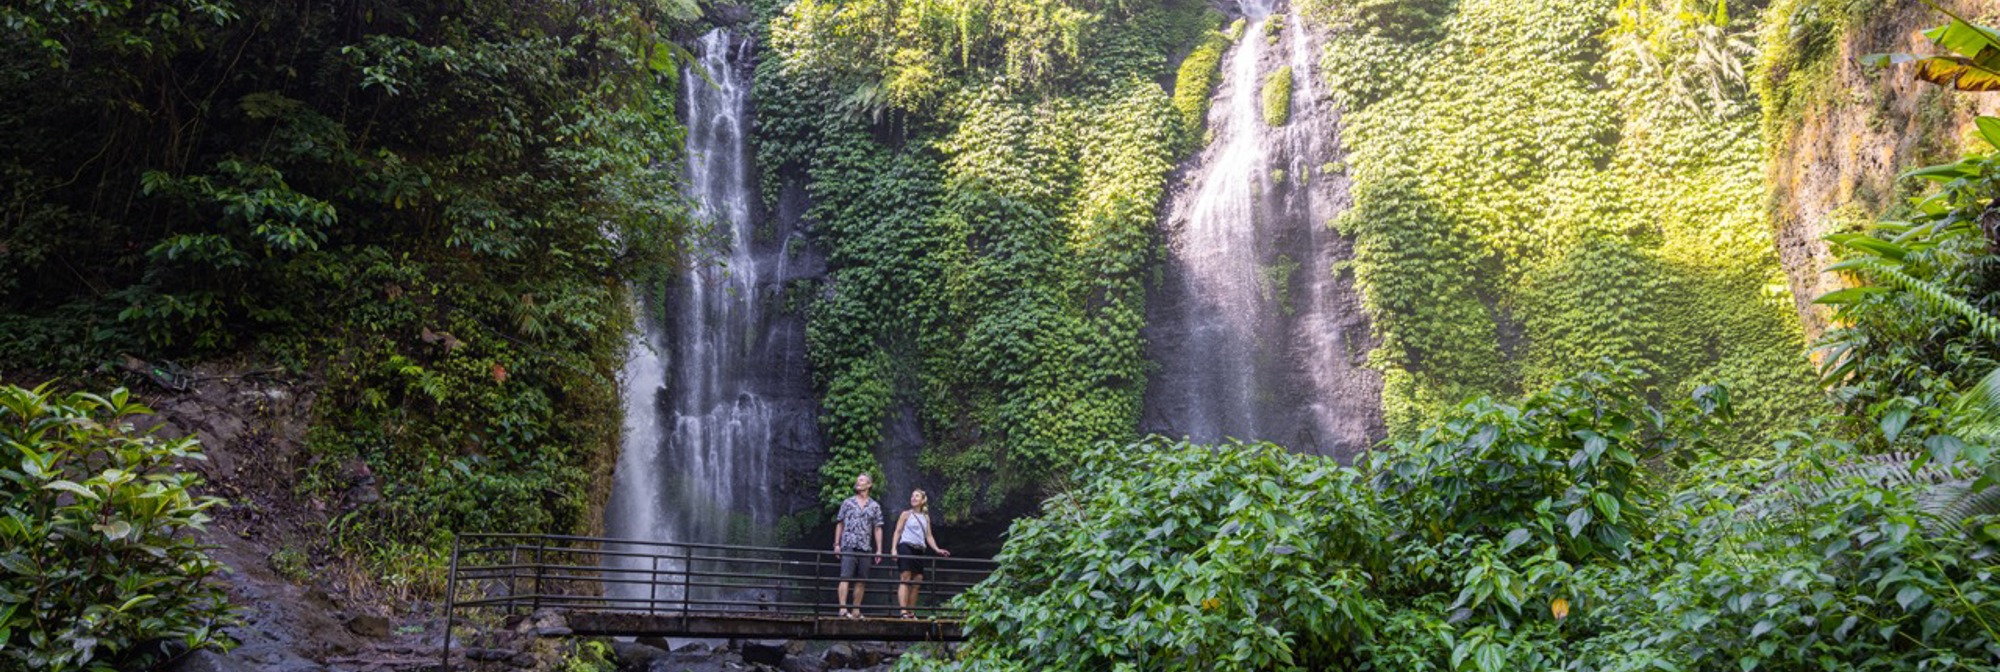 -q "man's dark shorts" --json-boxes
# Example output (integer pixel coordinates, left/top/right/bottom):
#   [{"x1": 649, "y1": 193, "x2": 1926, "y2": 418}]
[{"x1": 840, "y1": 550, "x2": 871, "y2": 579}]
